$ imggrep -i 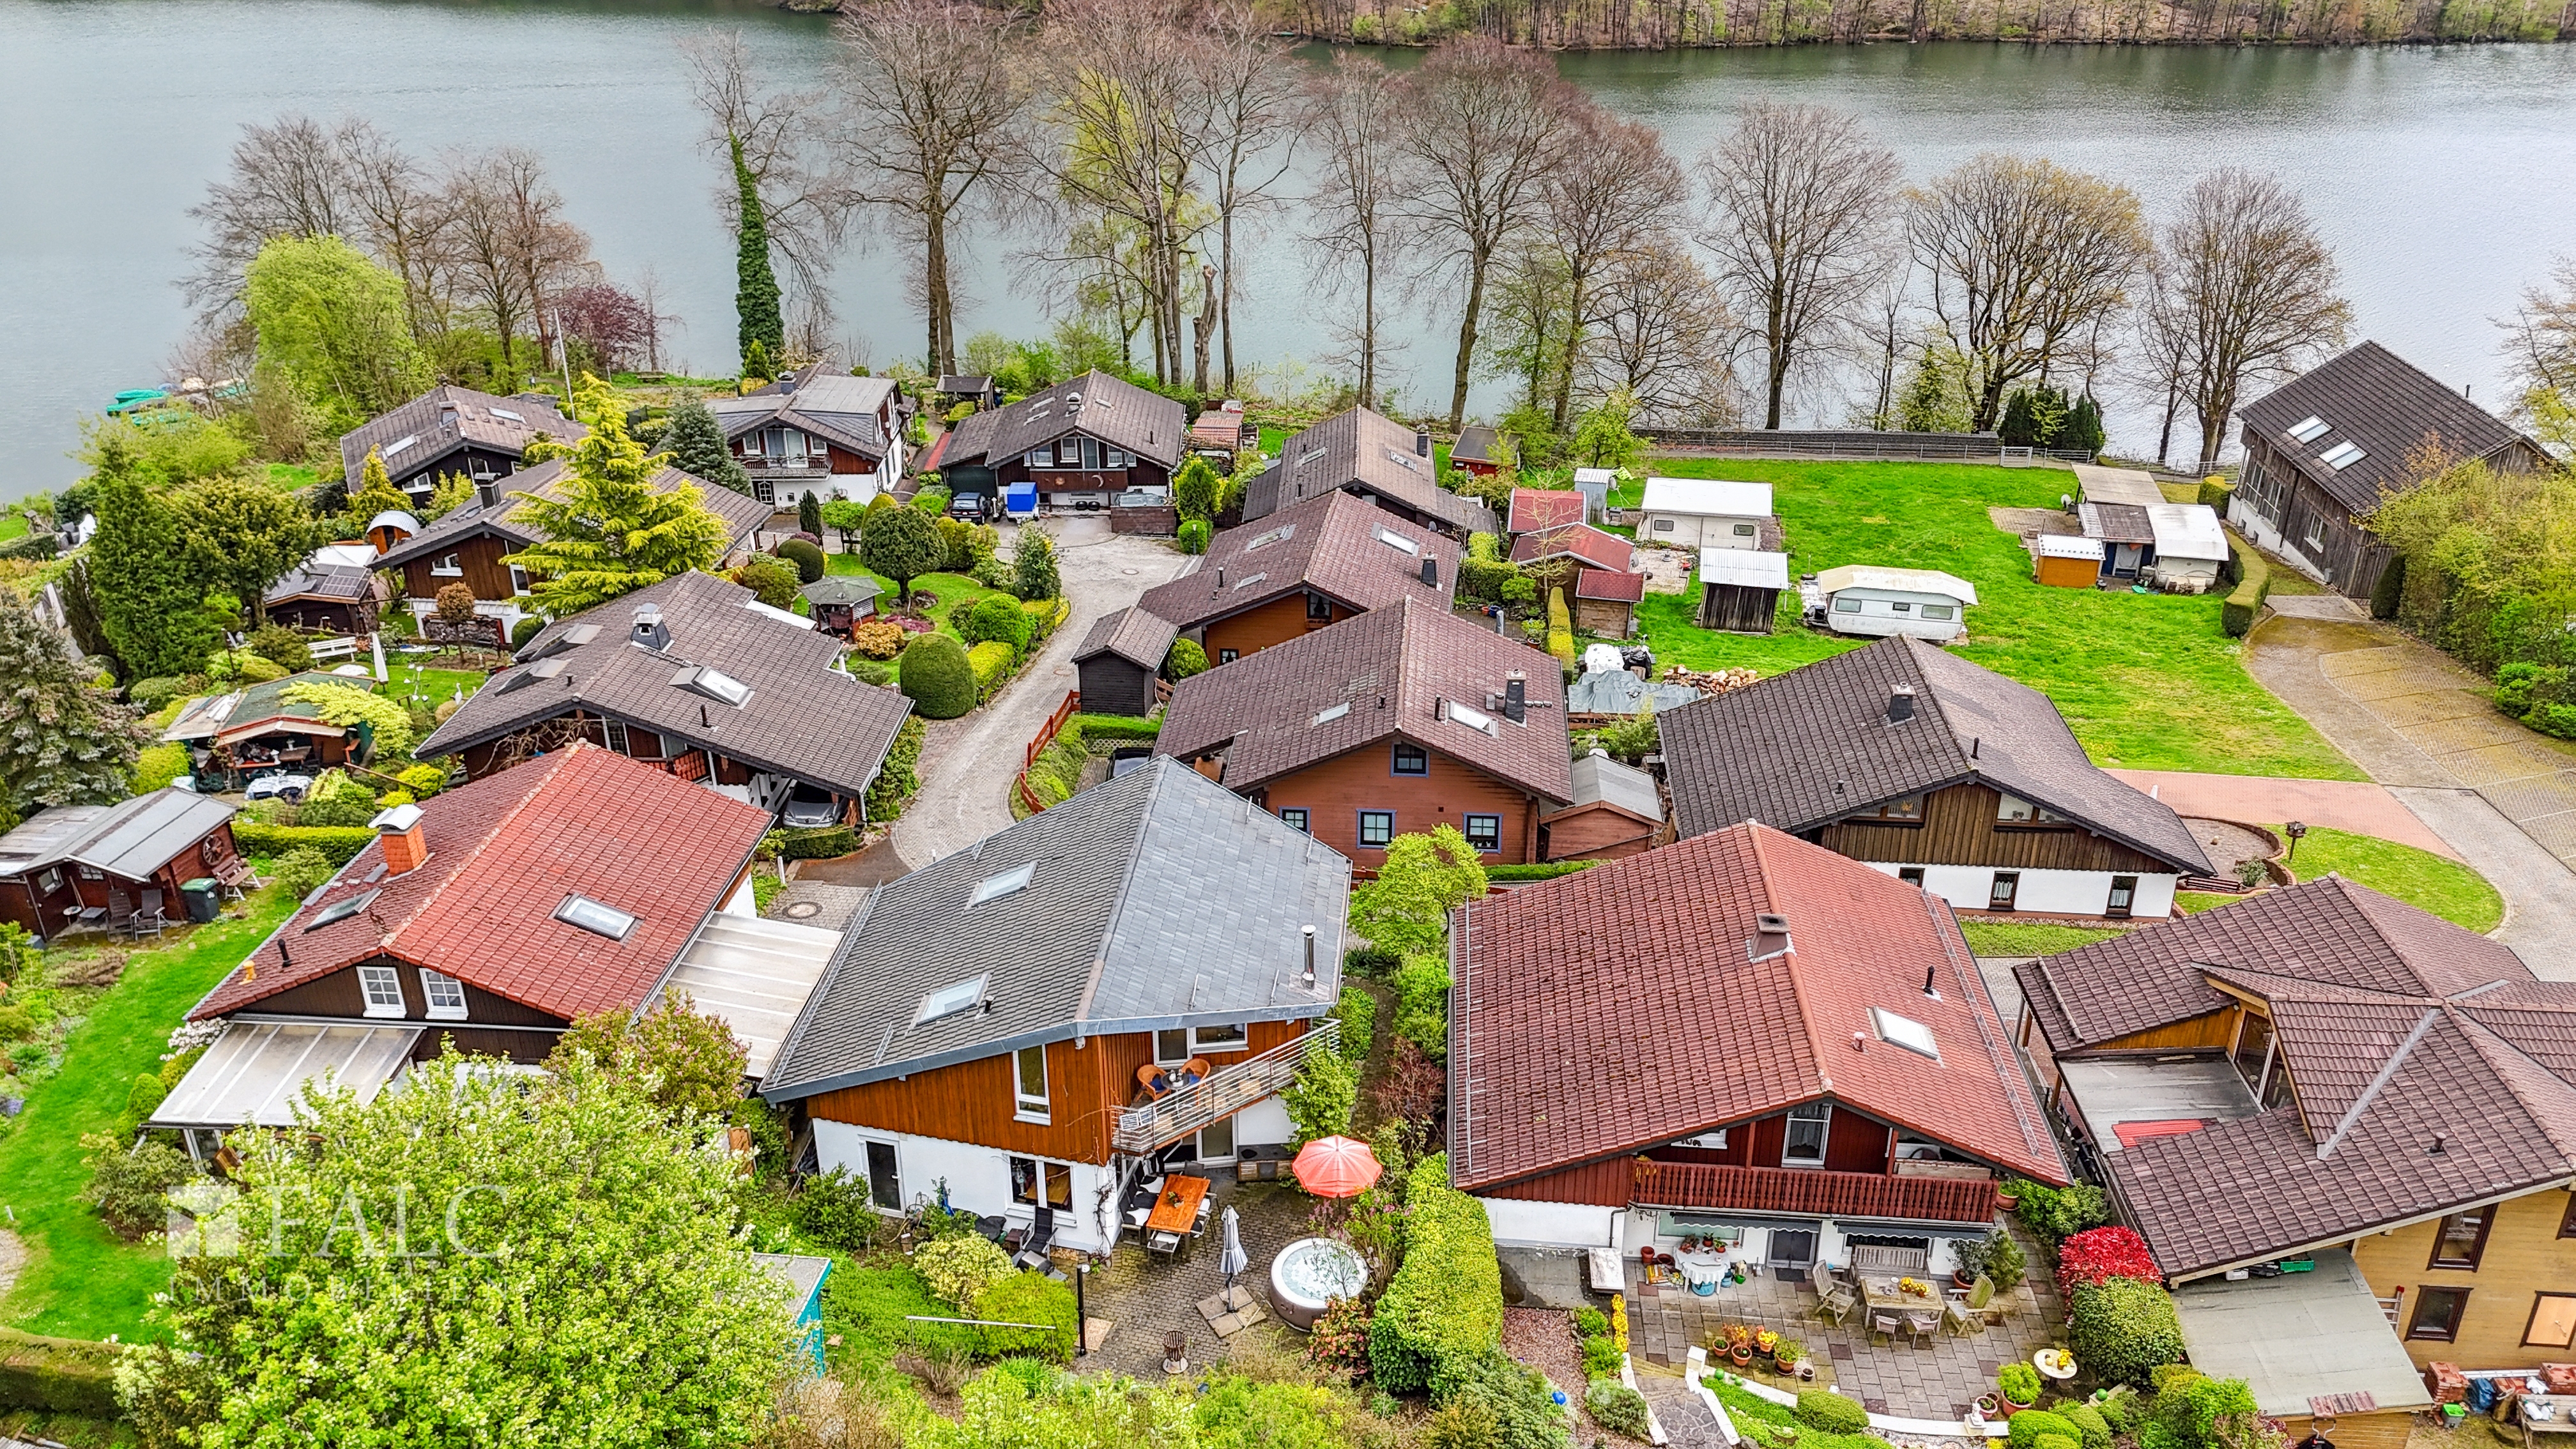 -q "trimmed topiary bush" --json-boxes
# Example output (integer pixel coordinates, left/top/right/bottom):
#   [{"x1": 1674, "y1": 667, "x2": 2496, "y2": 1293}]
[
  {"x1": 774, "y1": 537, "x2": 826, "y2": 584},
  {"x1": 2062, "y1": 1402, "x2": 2113, "y2": 1449},
  {"x1": 1586, "y1": 1377, "x2": 1650, "y2": 1439},
  {"x1": 1163, "y1": 638, "x2": 1208, "y2": 680},
  {"x1": 1579, "y1": 1333, "x2": 1623, "y2": 1376},
  {"x1": 960, "y1": 594, "x2": 1034, "y2": 659},
  {"x1": 510, "y1": 617, "x2": 545, "y2": 650},
  {"x1": 967, "y1": 640, "x2": 1015, "y2": 702},
  {"x1": 898, "y1": 632, "x2": 976, "y2": 719},
  {"x1": 1797, "y1": 1390, "x2": 1871, "y2": 1434},
  {"x1": 2070, "y1": 1275, "x2": 2186, "y2": 1386},
  {"x1": 2006, "y1": 1409, "x2": 2079, "y2": 1449},
  {"x1": 1177, "y1": 519, "x2": 1212, "y2": 555},
  {"x1": 2221, "y1": 535, "x2": 2271, "y2": 638},
  {"x1": 1368, "y1": 1153, "x2": 1502, "y2": 1395}
]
